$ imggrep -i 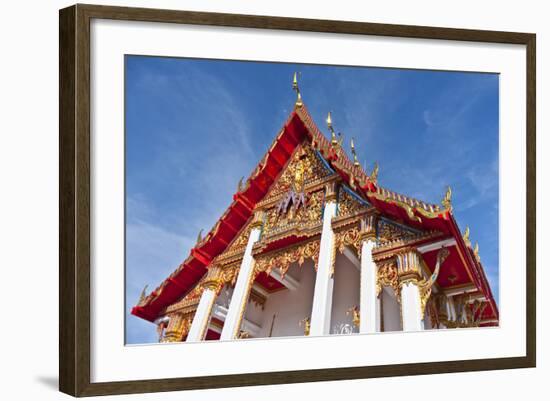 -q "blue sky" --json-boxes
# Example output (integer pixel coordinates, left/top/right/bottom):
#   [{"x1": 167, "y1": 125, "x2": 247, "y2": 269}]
[{"x1": 125, "y1": 56, "x2": 499, "y2": 344}]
